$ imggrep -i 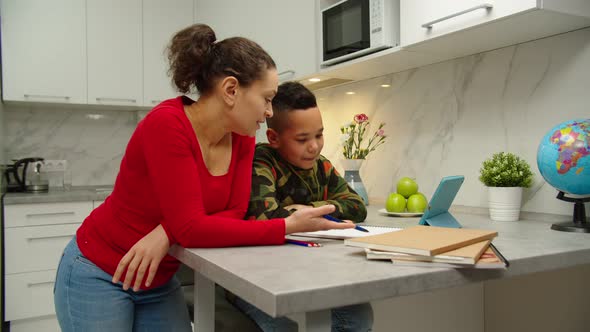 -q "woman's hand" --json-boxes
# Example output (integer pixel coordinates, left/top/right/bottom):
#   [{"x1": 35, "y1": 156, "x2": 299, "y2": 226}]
[
  {"x1": 284, "y1": 204, "x2": 354, "y2": 234},
  {"x1": 112, "y1": 224, "x2": 170, "y2": 291}
]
